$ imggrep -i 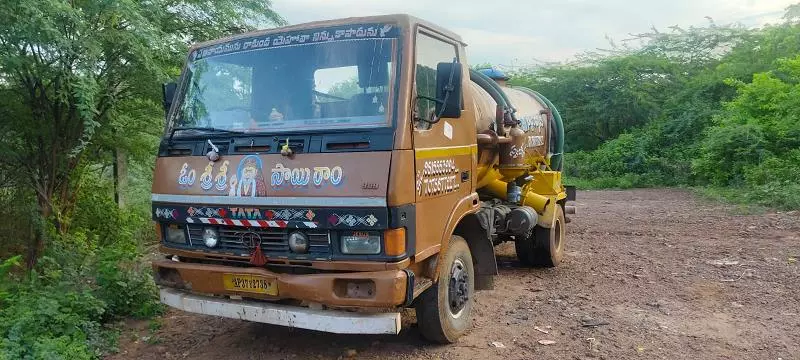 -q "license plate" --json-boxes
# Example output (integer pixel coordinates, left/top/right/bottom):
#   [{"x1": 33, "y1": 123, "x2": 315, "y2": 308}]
[{"x1": 222, "y1": 274, "x2": 278, "y2": 295}]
